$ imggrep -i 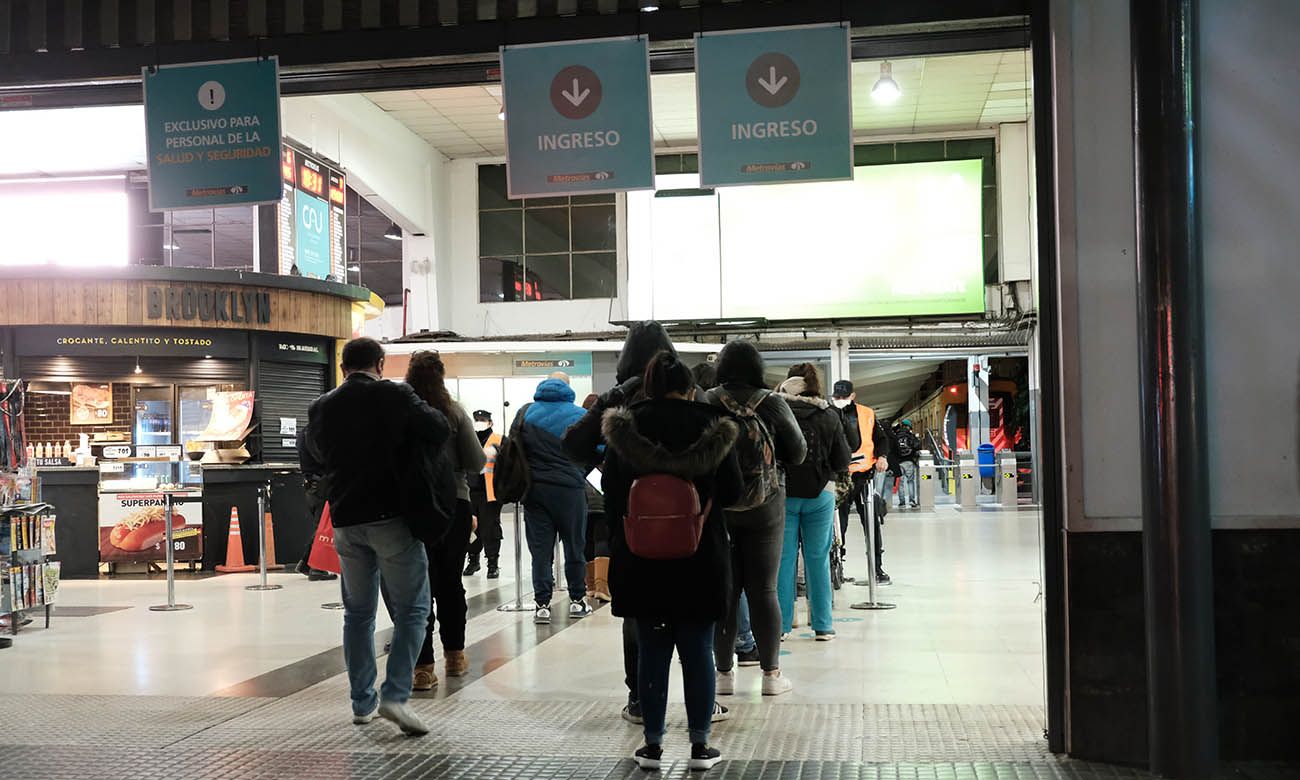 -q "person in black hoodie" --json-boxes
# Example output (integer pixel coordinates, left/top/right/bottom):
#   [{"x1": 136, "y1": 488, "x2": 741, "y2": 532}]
[
  {"x1": 601, "y1": 351, "x2": 743, "y2": 772},
  {"x1": 564, "y1": 321, "x2": 692, "y2": 724},
  {"x1": 704, "y1": 341, "x2": 806, "y2": 696},
  {"x1": 775, "y1": 365, "x2": 852, "y2": 640}
]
